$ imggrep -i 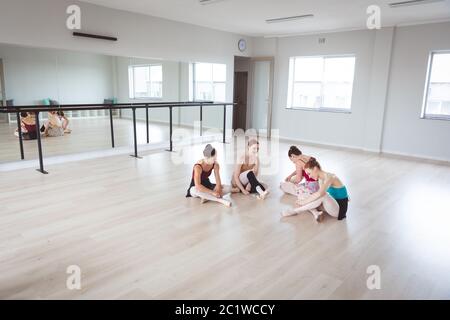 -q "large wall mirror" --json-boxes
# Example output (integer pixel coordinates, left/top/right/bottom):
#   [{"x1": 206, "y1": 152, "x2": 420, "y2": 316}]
[{"x1": 0, "y1": 43, "x2": 229, "y2": 164}]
